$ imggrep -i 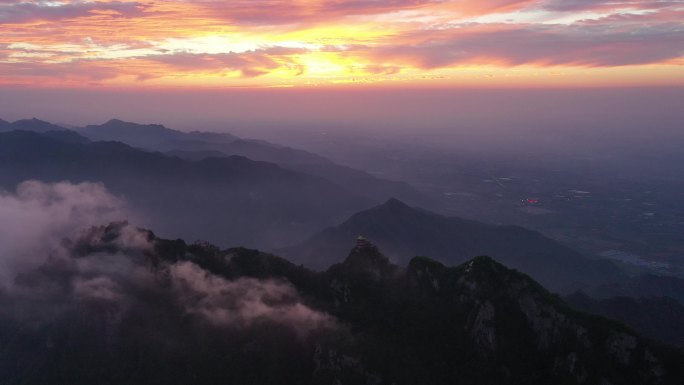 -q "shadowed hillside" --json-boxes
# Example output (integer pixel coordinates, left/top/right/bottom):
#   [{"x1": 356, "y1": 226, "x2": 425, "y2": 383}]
[
  {"x1": 1, "y1": 223, "x2": 681, "y2": 385},
  {"x1": 0, "y1": 130, "x2": 370, "y2": 248},
  {"x1": 81, "y1": 119, "x2": 431, "y2": 207},
  {"x1": 279, "y1": 198, "x2": 624, "y2": 293}
]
